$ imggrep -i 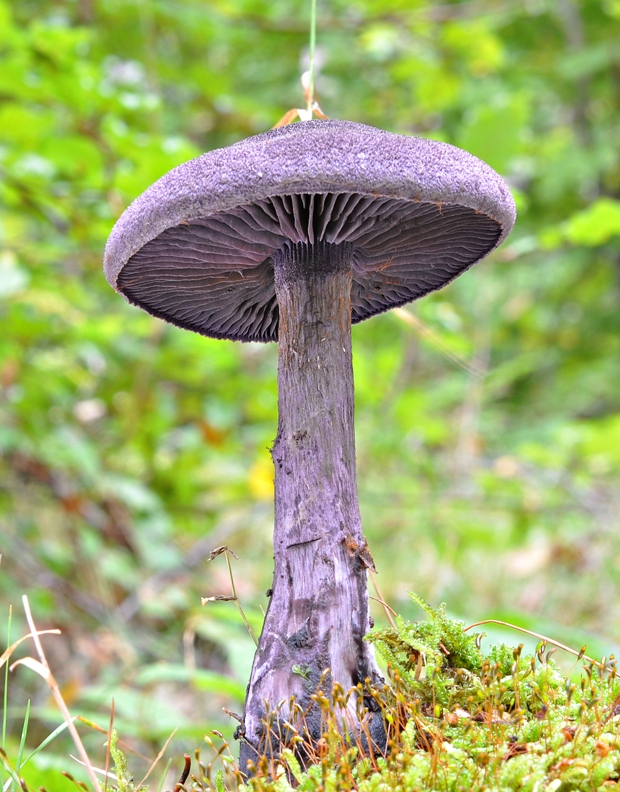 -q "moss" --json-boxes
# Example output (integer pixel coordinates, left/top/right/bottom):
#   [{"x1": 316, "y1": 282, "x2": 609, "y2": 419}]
[
  {"x1": 108, "y1": 728, "x2": 148, "y2": 792},
  {"x1": 105, "y1": 595, "x2": 620, "y2": 791}
]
